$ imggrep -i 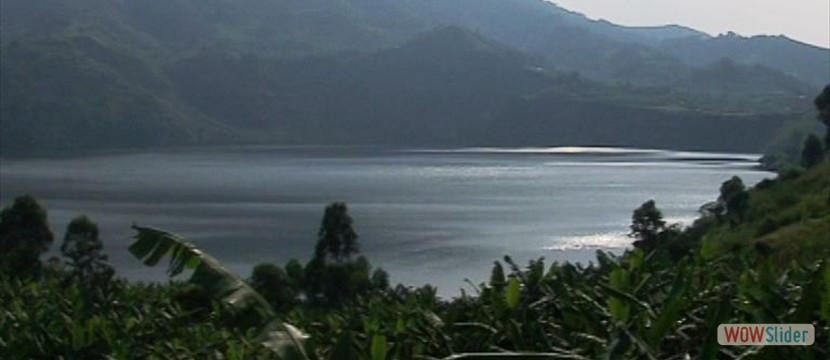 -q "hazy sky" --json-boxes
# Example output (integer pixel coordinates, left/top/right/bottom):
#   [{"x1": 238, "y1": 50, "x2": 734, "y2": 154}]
[{"x1": 550, "y1": 0, "x2": 830, "y2": 48}]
